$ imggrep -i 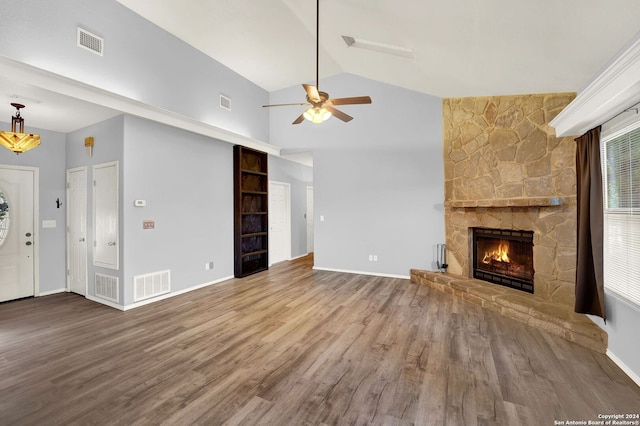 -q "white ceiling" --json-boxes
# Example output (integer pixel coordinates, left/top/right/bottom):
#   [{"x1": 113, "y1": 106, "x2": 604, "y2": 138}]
[
  {"x1": 2, "y1": 0, "x2": 640, "y2": 137},
  {"x1": 117, "y1": 0, "x2": 640, "y2": 98}
]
